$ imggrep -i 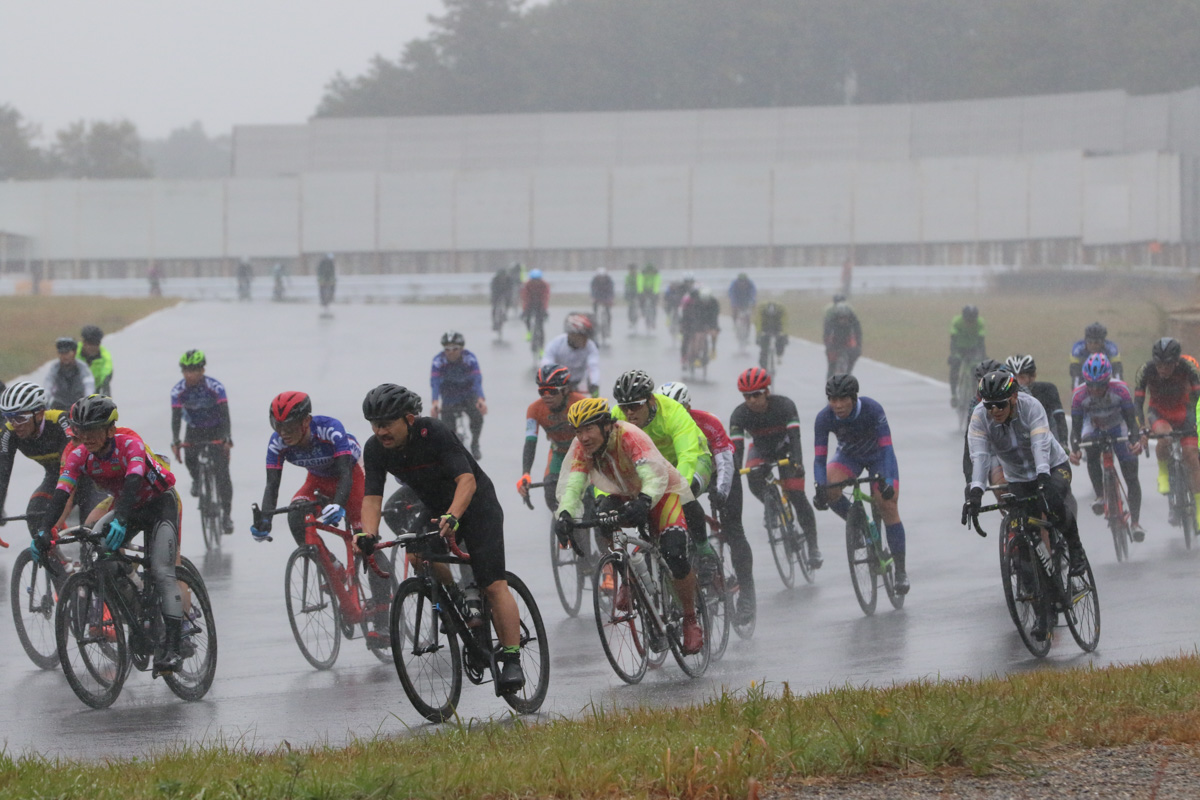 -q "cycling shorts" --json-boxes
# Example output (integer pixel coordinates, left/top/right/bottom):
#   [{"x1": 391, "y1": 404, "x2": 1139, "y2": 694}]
[
  {"x1": 1147, "y1": 407, "x2": 1197, "y2": 448},
  {"x1": 827, "y1": 449, "x2": 900, "y2": 491},
  {"x1": 292, "y1": 465, "x2": 366, "y2": 530}
]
